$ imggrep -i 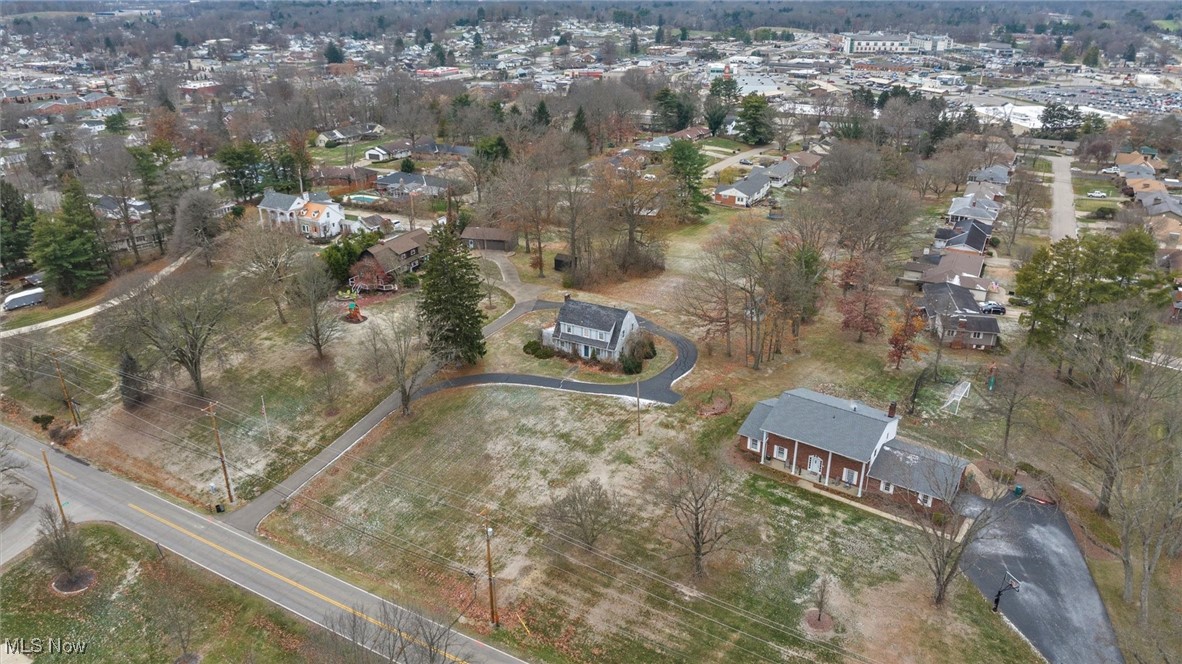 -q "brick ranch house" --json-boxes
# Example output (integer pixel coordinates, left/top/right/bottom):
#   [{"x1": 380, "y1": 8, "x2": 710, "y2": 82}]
[{"x1": 738, "y1": 388, "x2": 969, "y2": 509}]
